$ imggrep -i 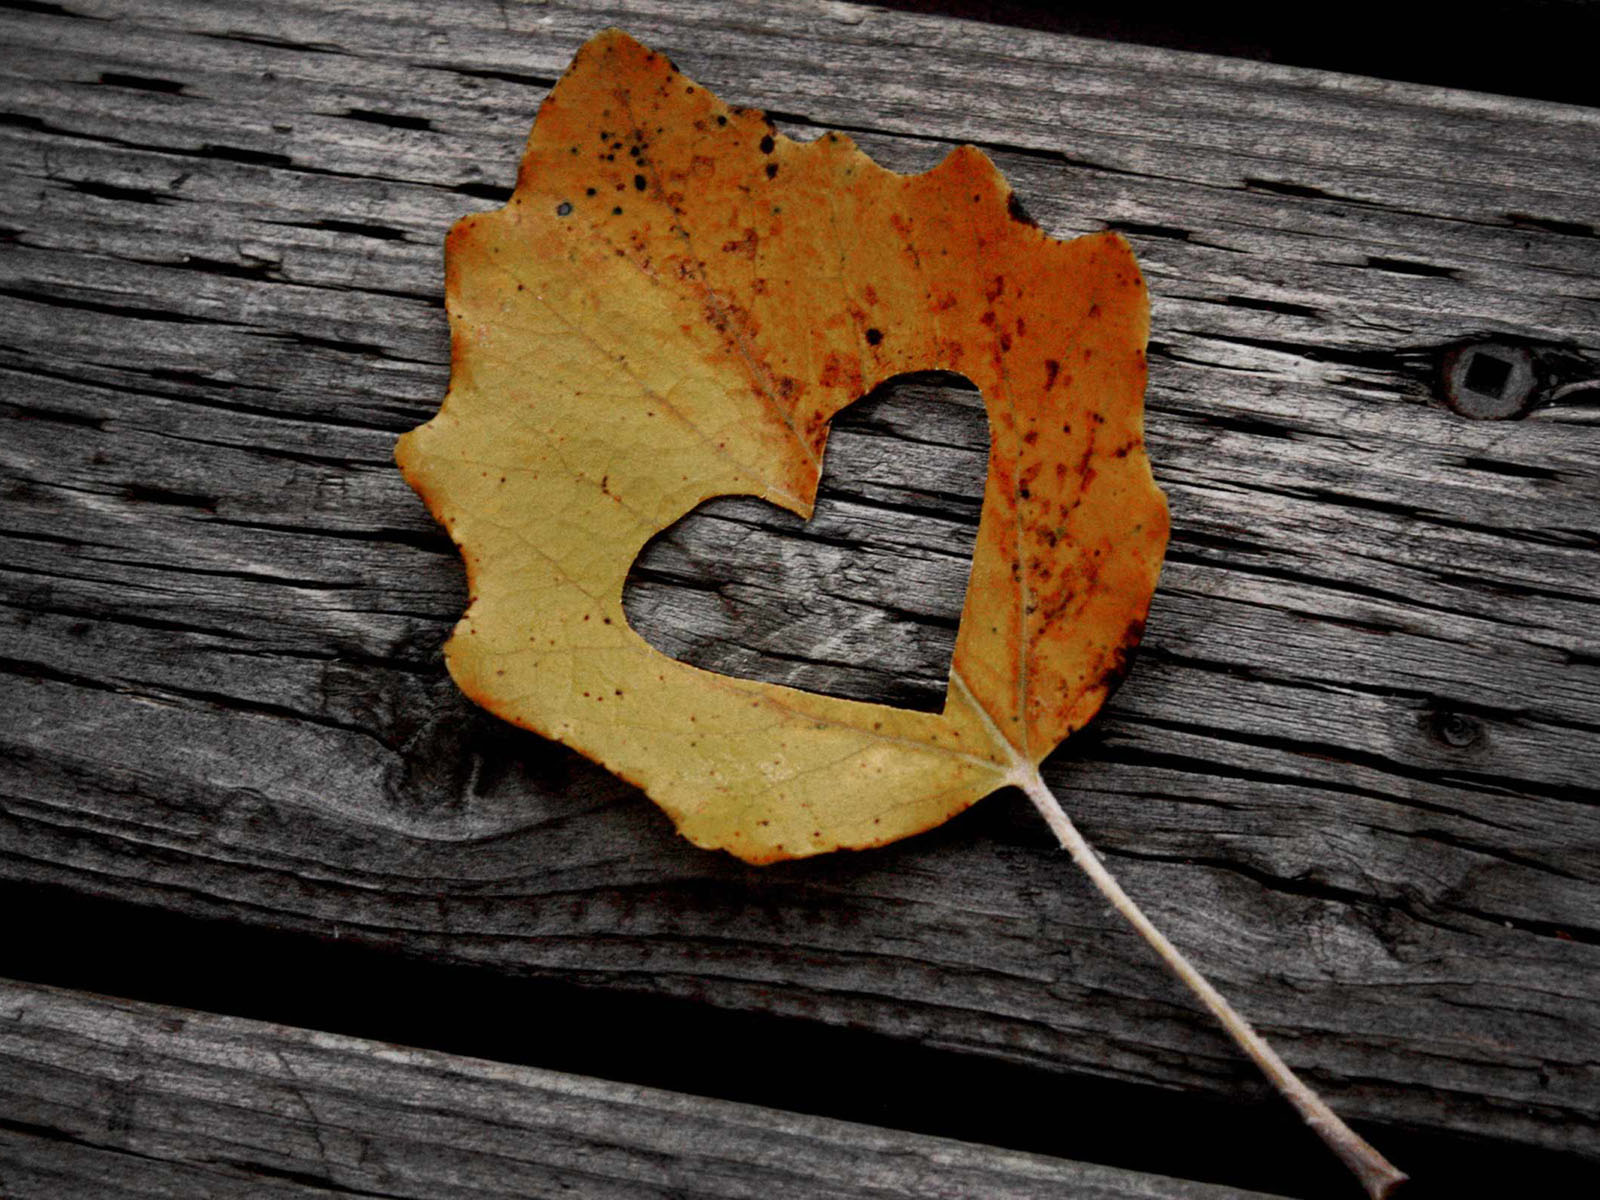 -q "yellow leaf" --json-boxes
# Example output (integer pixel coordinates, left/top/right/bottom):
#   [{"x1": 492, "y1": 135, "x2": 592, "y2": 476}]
[
  {"x1": 397, "y1": 28, "x2": 1167, "y2": 863},
  {"x1": 396, "y1": 33, "x2": 1410, "y2": 1194}
]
